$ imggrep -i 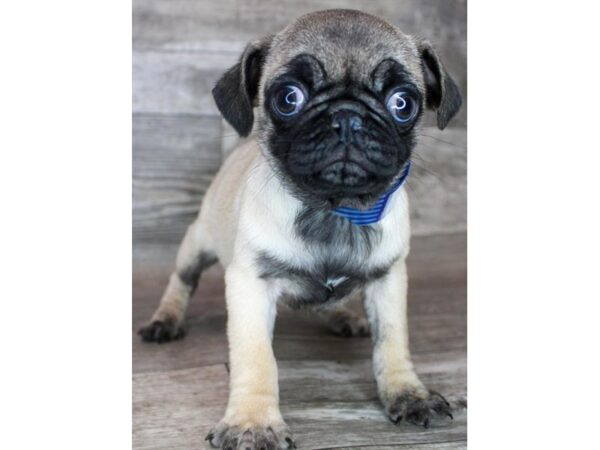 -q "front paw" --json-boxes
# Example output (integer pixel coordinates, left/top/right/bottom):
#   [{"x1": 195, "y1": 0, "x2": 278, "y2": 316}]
[
  {"x1": 138, "y1": 319, "x2": 185, "y2": 343},
  {"x1": 385, "y1": 389, "x2": 453, "y2": 428},
  {"x1": 206, "y1": 422, "x2": 295, "y2": 450}
]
